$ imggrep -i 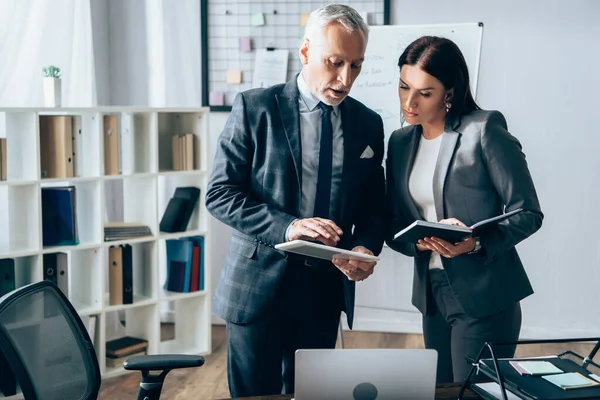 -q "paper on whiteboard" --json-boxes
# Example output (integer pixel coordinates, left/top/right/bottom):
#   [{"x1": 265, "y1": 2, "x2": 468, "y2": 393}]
[{"x1": 252, "y1": 49, "x2": 289, "y2": 89}]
